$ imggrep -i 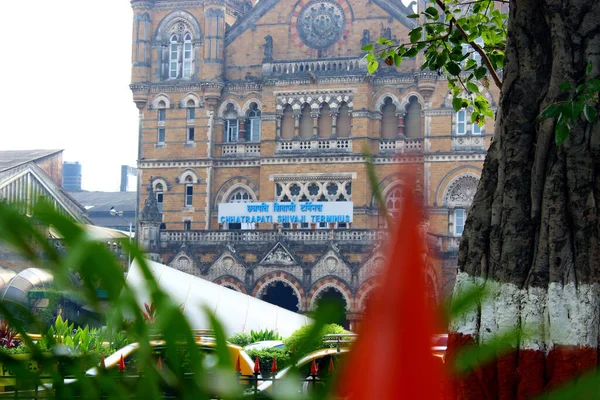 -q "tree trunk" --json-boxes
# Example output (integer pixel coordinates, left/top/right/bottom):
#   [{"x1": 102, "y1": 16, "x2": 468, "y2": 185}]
[{"x1": 449, "y1": 0, "x2": 600, "y2": 398}]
